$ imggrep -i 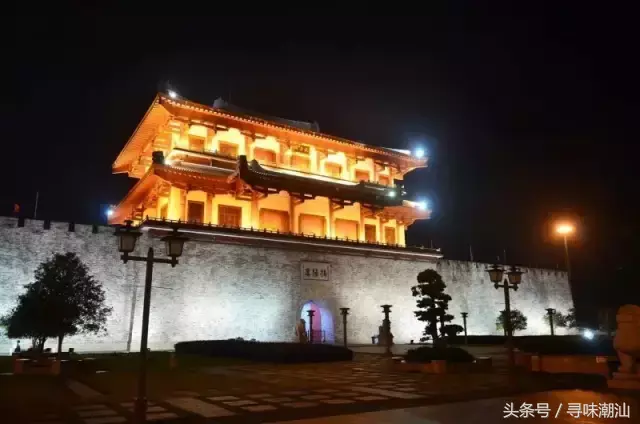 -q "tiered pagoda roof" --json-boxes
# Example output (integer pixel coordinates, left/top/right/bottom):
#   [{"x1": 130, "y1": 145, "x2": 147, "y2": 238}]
[{"x1": 113, "y1": 93, "x2": 428, "y2": 177}]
